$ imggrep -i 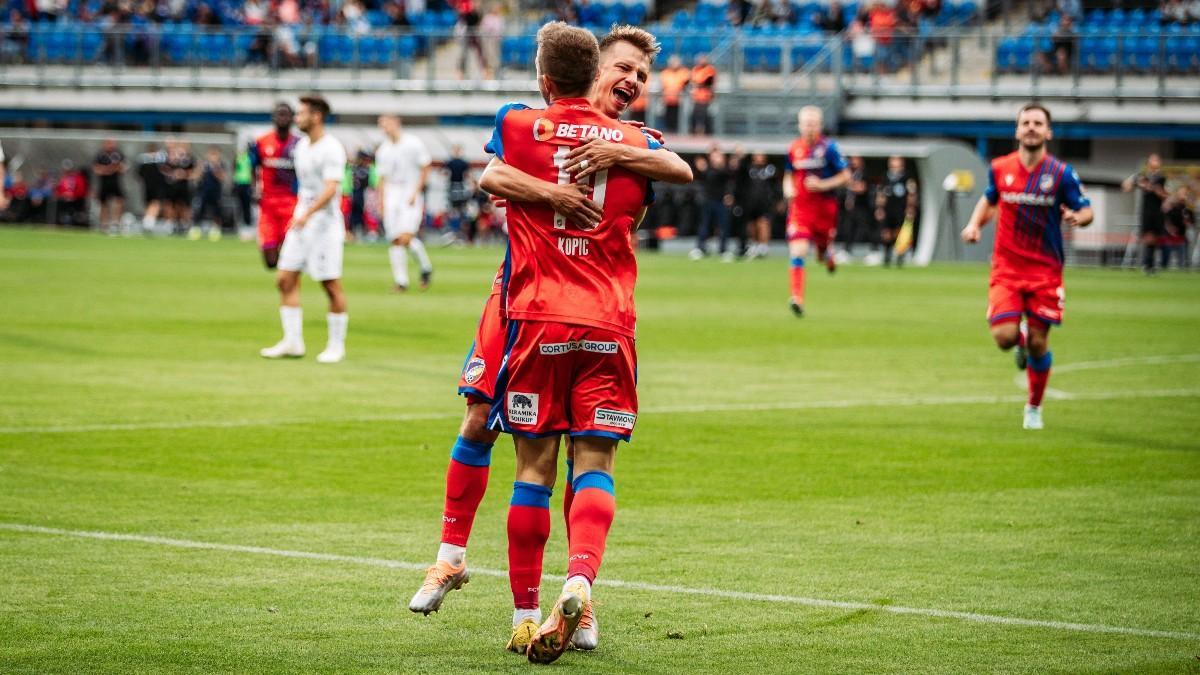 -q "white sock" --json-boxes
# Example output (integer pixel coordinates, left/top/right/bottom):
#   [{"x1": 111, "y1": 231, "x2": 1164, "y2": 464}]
[
  {"x1": 408, "y1": 237, "x2": 433, "y2": 273},
  {"x1": 142, "y1": 214, "x2": 156, "y2": 227},
  {"x1": 513, "y1": 608, "x2": 541, "y2": 627},
  {"x1": 564, "y1": 575, "x2": 592, "y2": 600},
  {"x1": 437, "y1": 542, "x2": 466, "y2": 567},
  {"x1": 280, "y1": 306, "x2": 303, "y2": 344},
  {"x1": 389, "y1": 244, "x2": 409, "y2": 287},
  {"x1": 326, "y1": 312, "x2": 348, "y2": 348}
]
